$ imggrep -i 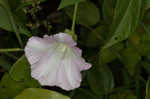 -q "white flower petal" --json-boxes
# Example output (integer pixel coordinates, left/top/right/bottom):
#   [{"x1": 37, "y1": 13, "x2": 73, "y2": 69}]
[
  {"x1": 25, "y1": 36, "x2": 56, "y2": 65},
  {"x1": 25, "y1": 33, "x2": 92, "y2": 91},
  {"x1": 53, "y1": 33, "x2": 77, "y2": 46}
]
